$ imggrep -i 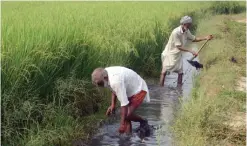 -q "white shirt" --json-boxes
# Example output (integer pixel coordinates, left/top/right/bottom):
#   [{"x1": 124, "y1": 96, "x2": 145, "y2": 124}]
[
  {"x1": 161, "y1": 26, "x2": 196, "y2": 73},
  {"x1": 105, "y1": 66, "x2": 150, "y2": 106},
  {"x1": 162, "y1": 26, "x2": 196, "y2": 56}
]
